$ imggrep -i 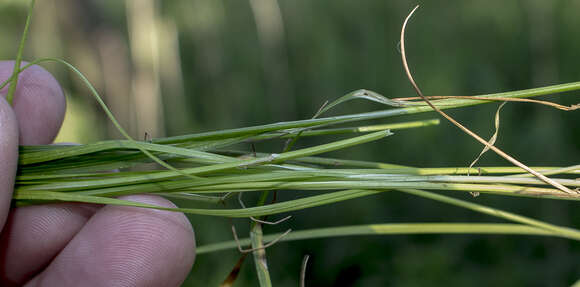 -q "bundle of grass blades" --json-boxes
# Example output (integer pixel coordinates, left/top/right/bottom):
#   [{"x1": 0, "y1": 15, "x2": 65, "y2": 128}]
[
  {"x1": 13, "y1": 81, "x2": 580, "y2": 224},
  {"x1": 6, "y1": 2, "x2": 580, "y2": 286}
]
